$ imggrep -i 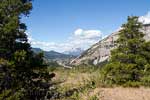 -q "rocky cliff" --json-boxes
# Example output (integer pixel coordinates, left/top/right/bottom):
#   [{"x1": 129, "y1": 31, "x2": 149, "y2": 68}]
[{"x1": 71, "y1": 24, "x2": 150, "y2": 65}]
